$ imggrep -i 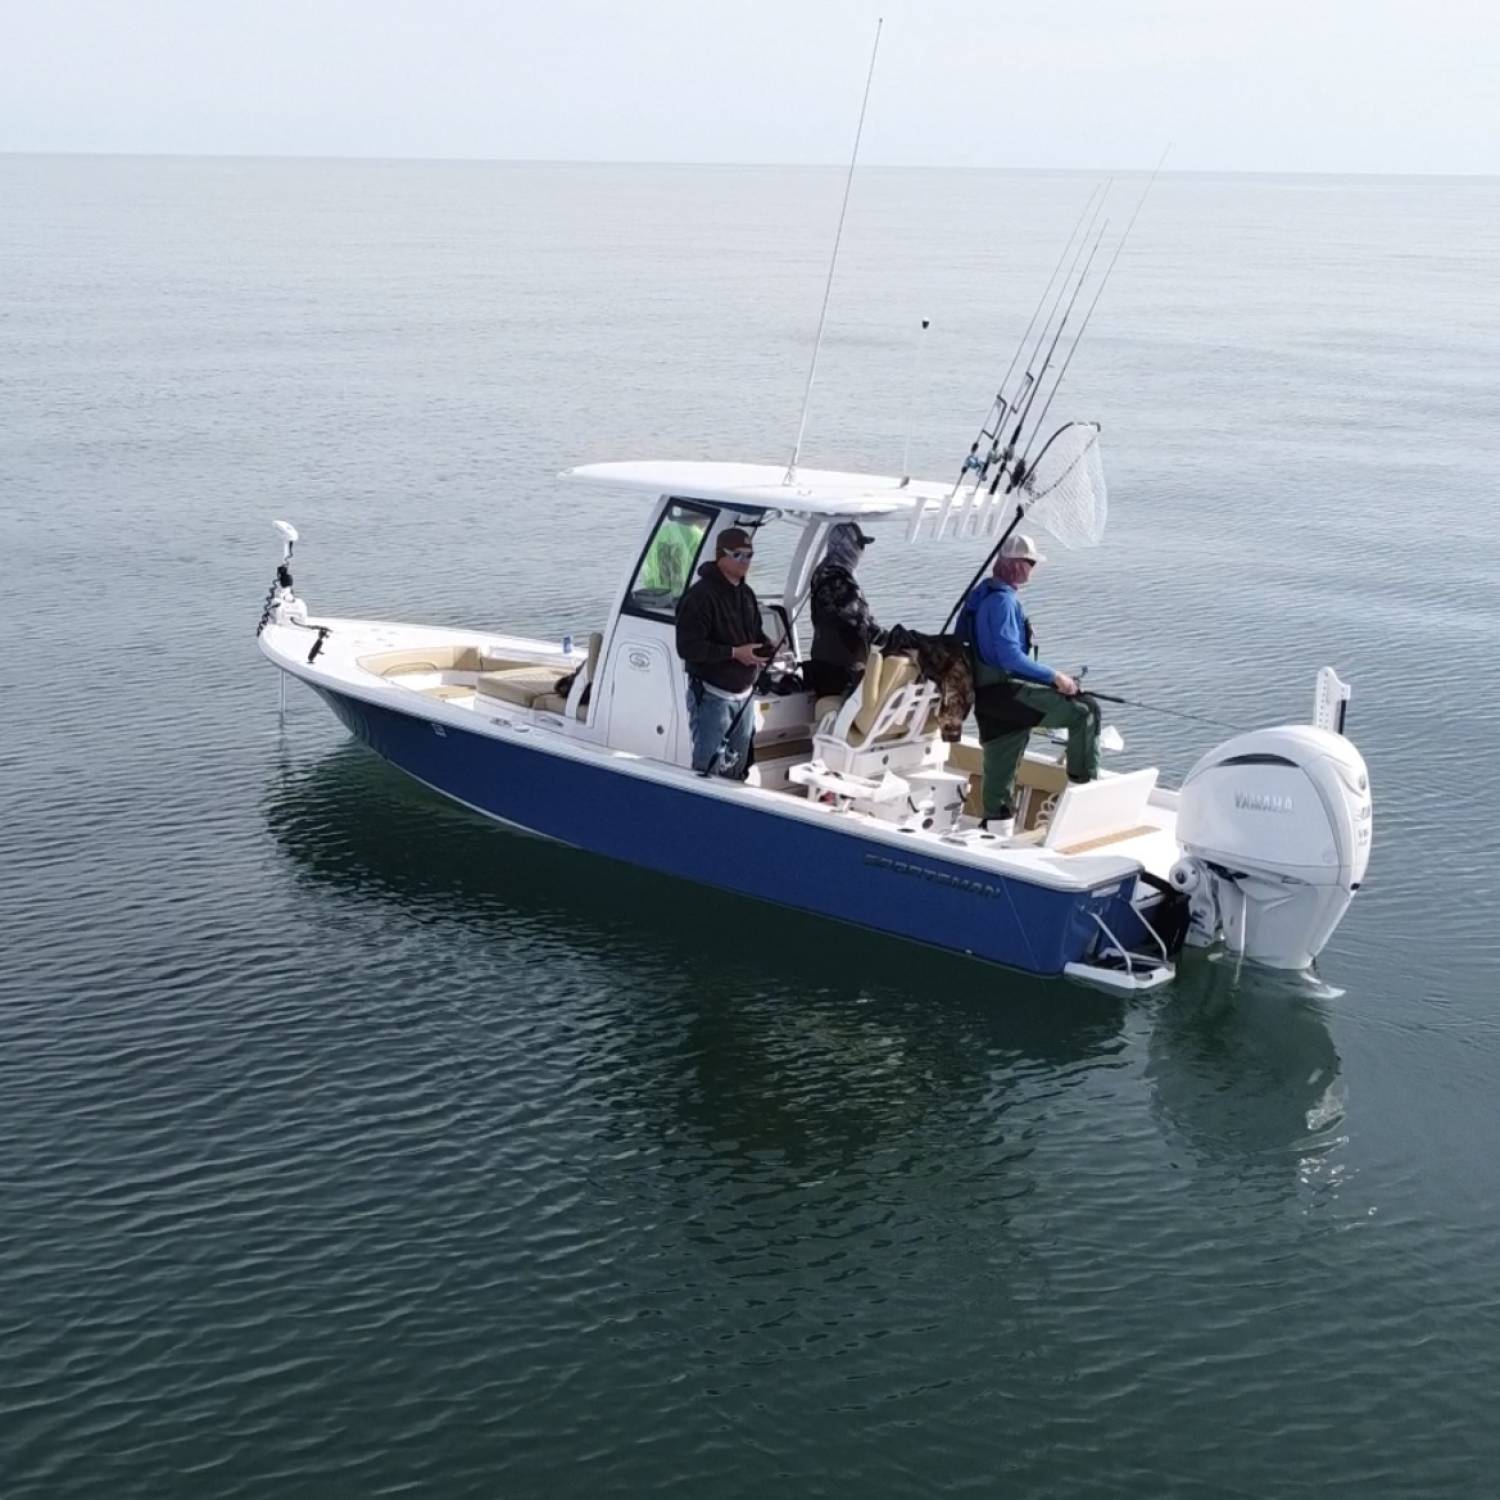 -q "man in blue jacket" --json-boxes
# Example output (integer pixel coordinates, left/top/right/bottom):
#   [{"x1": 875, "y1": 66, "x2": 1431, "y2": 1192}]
[{"x1": 957, "y1": 533, "x2": 1099, "y2": 835}]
